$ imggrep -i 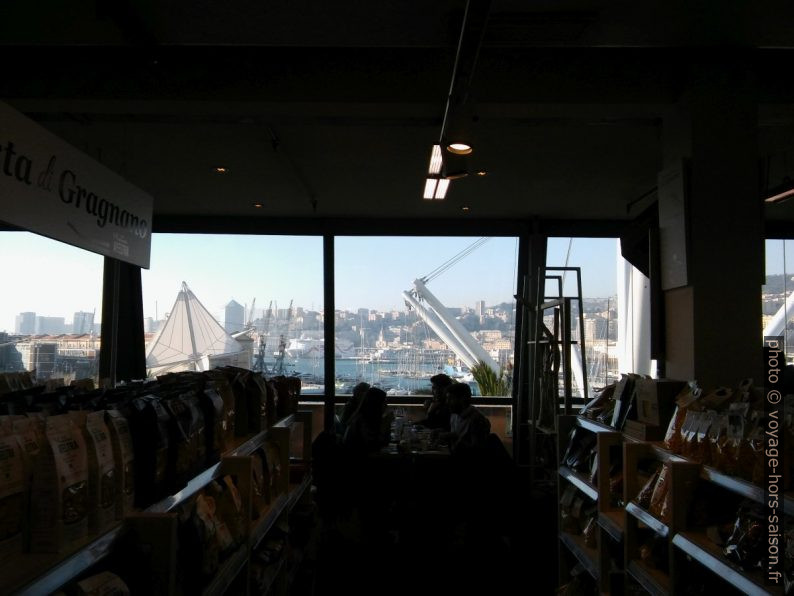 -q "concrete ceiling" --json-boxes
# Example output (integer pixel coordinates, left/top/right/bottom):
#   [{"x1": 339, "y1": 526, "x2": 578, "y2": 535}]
[{"x1": 3, "y1": 1, "x2": 794, "y2": 226}]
